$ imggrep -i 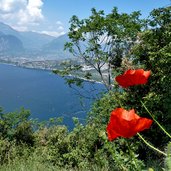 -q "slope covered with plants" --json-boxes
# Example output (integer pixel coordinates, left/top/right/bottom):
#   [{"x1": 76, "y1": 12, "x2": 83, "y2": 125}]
[{"x1": 0, "y1": 6, "x2": 171, "y2": 171}]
